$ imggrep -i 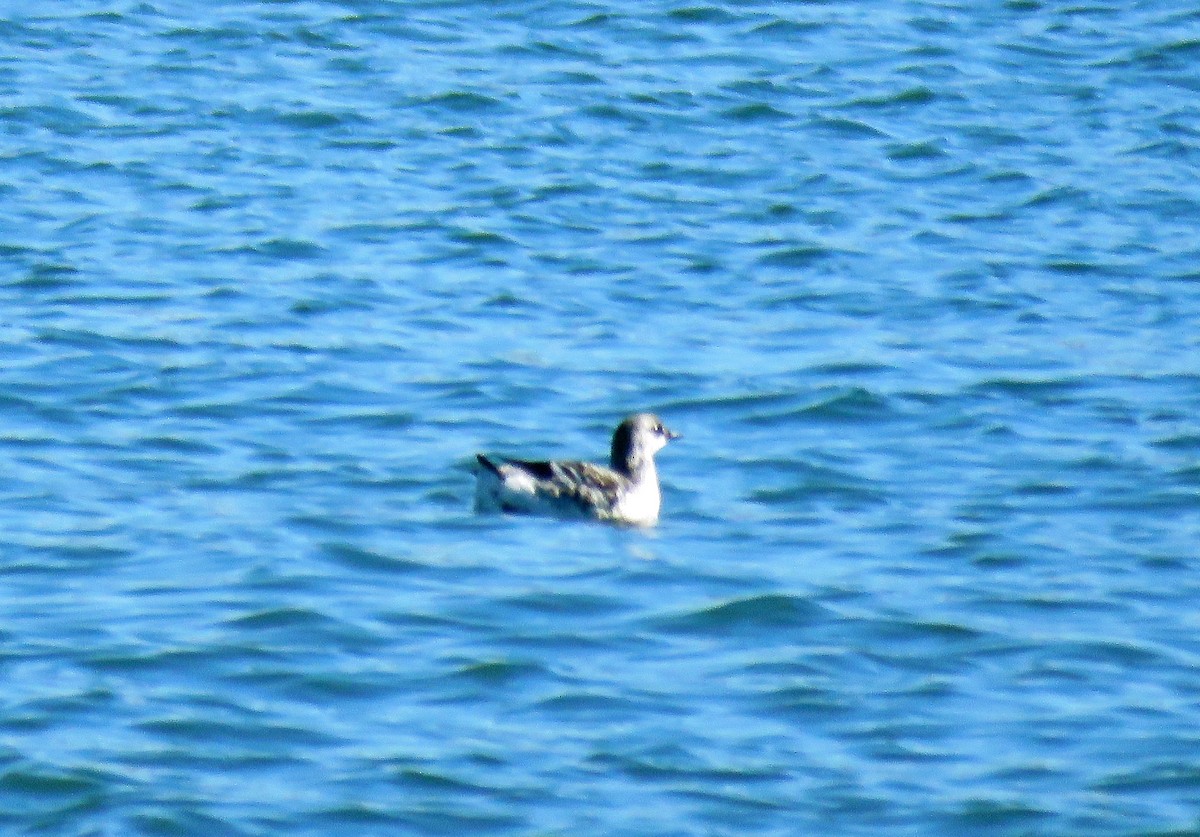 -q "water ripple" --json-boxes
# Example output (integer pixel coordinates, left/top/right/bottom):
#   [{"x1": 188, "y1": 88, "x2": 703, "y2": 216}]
[
  {"x1": 651, "y1": 594, "x2": 830, "y2": 635},
  {"x1": 3, "y1": 2, "x2": 1200, "y2": 834}
]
